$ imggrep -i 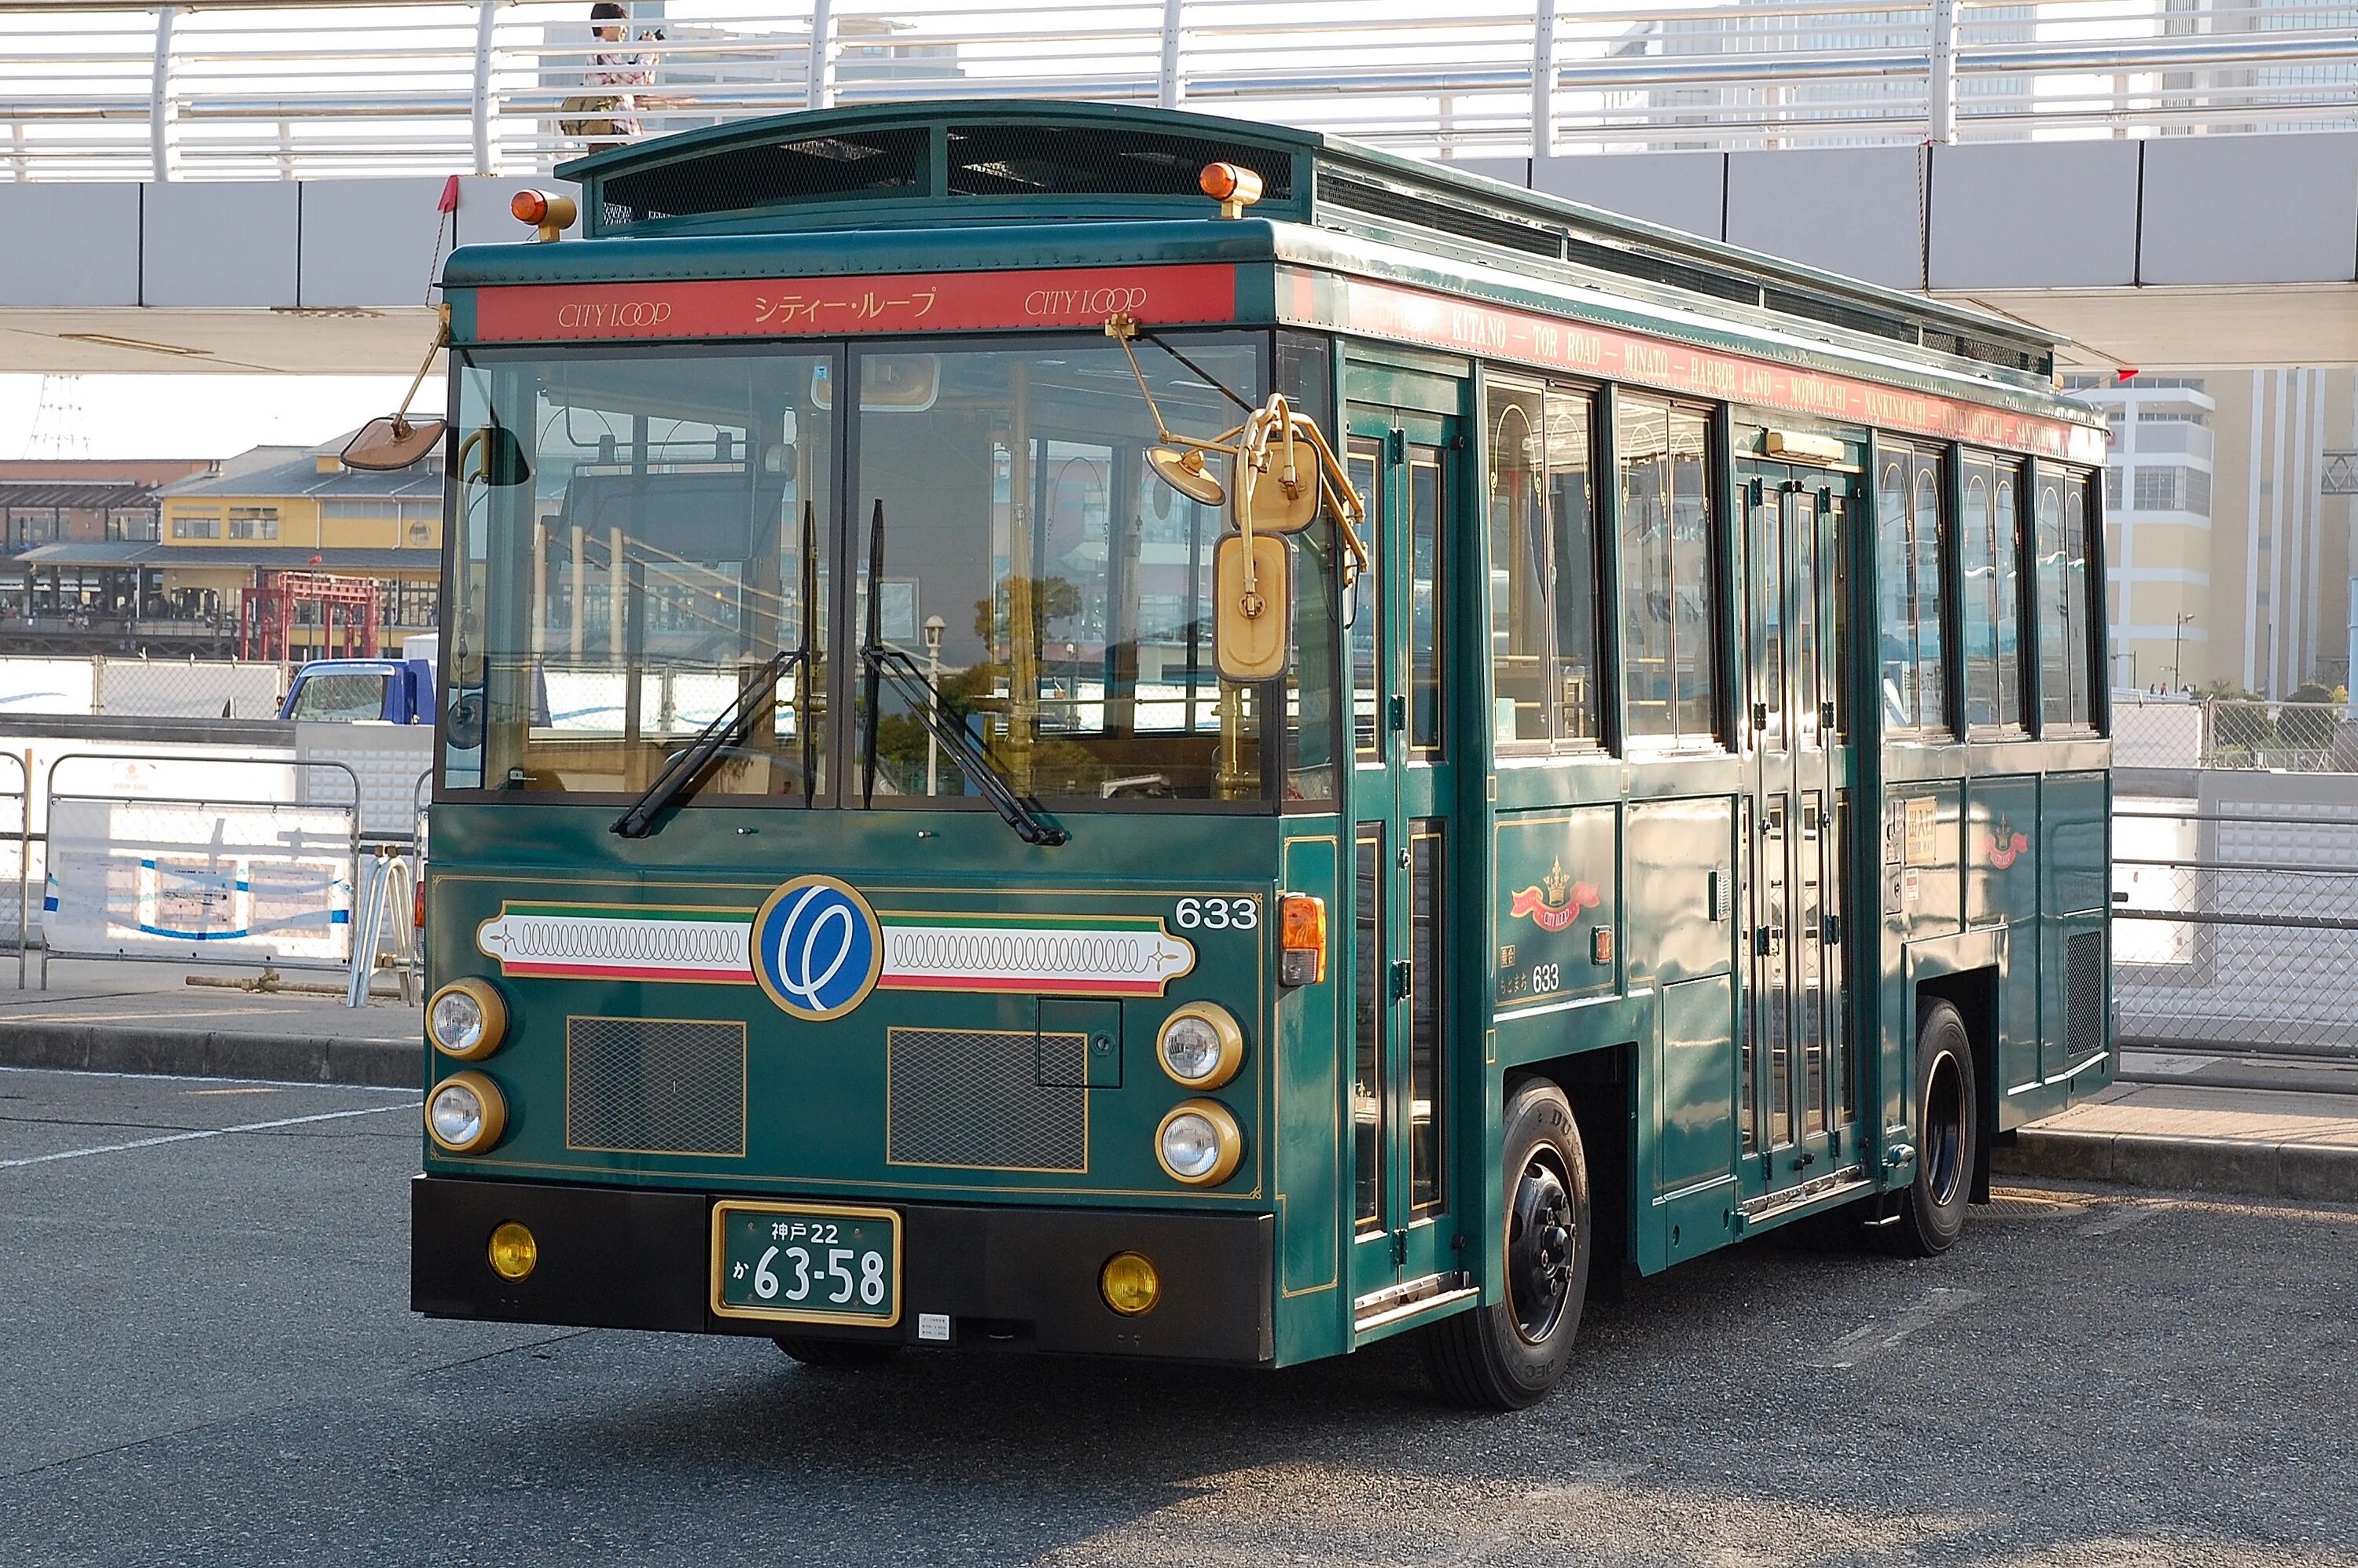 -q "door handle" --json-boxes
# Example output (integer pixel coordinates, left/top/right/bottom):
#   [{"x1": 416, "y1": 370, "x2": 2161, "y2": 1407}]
[
  {"x1": 1390, "y1": 959, "x2": 1413, "y2": 1001},
  {"x1": 1387, "y1": 694, "x2": 1407, "y2": 732}
]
